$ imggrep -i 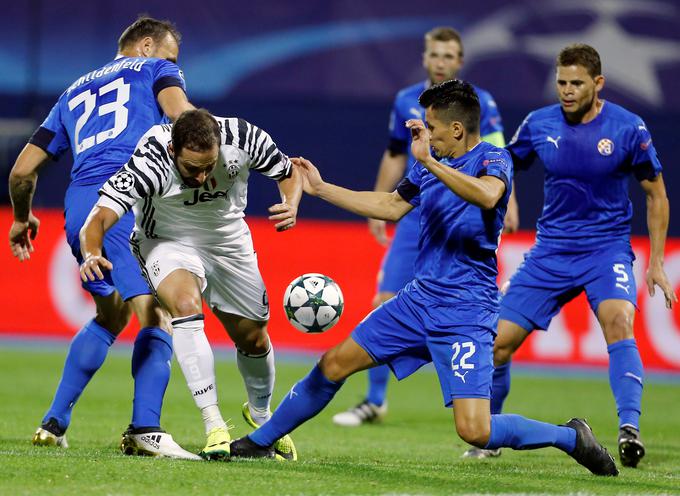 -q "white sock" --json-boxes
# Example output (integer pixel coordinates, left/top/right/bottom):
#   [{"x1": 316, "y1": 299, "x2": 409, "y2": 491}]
[
  {"x1": 172, "y1": 314, "x2": 225, "y2": 433},
  {"x1": 236, "y1": 345, "x2": 275, "y2": 424}
]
